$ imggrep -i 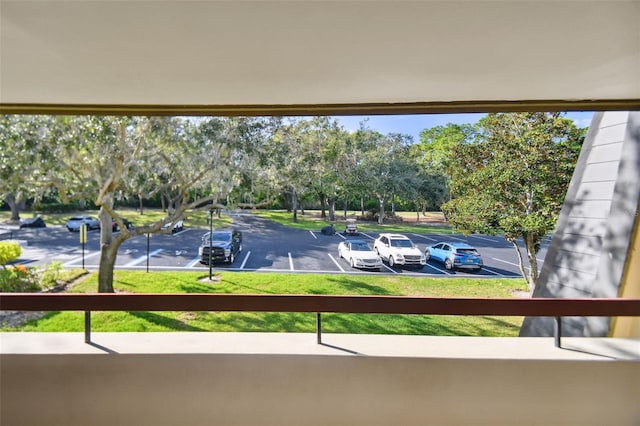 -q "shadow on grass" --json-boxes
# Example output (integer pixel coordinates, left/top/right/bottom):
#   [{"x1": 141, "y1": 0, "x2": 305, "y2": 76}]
[{"x1": 128, "y1": 311, "x2": 207, "y2": 331}]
